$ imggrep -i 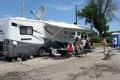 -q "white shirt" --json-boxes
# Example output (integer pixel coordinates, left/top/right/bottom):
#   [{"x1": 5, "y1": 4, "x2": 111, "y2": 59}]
[
  {"x1": 81, "y1": 39, "x2": 86, "y2": 47},
  {"x1": 113, "y1": 37, "x2": 117, "y2": 44}
]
